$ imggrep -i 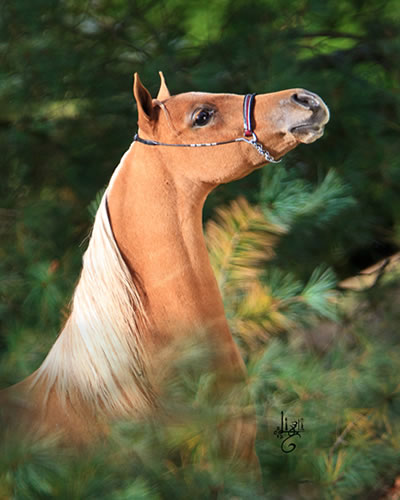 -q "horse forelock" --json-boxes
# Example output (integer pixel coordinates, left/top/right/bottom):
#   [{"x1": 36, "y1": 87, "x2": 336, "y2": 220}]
[{"x1": 30, "y1": 176, "x2": 156, "y2": 417}]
